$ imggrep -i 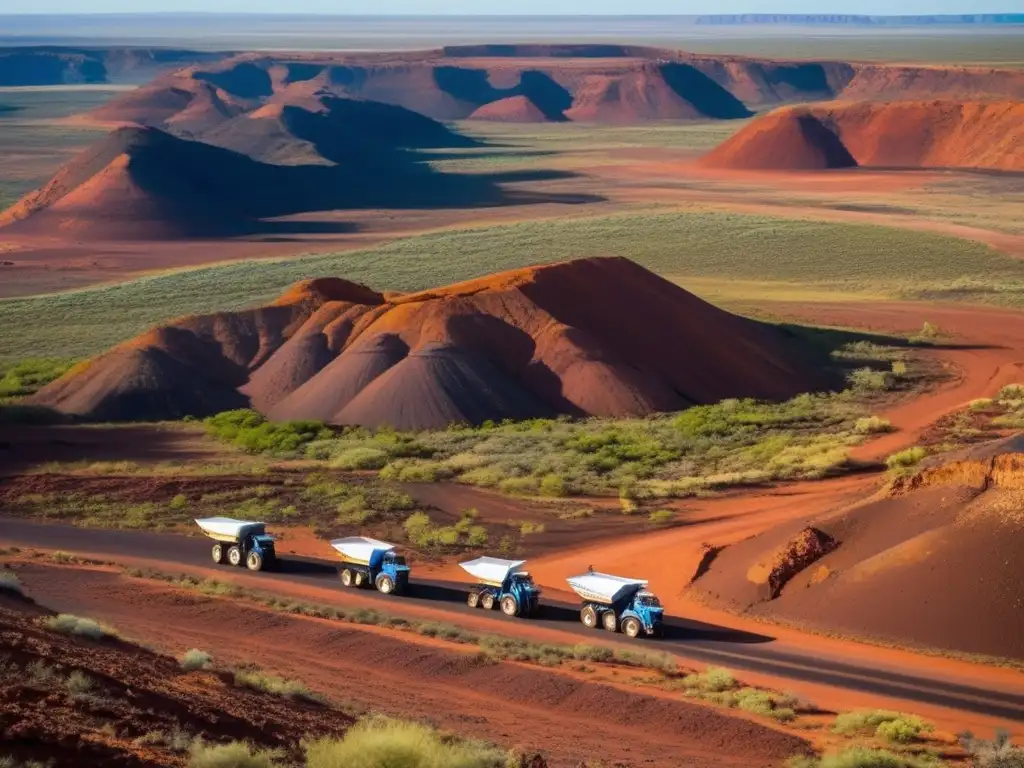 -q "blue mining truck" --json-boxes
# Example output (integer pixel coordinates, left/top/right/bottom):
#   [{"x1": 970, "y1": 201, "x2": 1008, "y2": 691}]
[
  {"x1": 567, "y1": 571, "x2": 664, "y2": 638},
  {"x1": 460, "y1": 557, "x2": 541, "y2": 617},
  {"x1": 196, "y1": 517, "x2": 276, "y2": 572},
  {"x1": 331, "y1": 537, "x2": 410, "y2": 595}
]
